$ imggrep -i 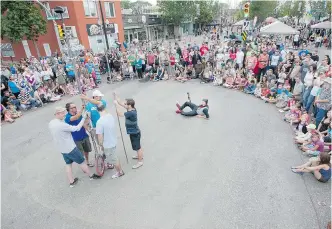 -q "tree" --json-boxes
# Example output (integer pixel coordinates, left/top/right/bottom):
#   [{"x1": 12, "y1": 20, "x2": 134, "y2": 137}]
[
  {"x1": 196, "y1": 0, "x2": 219, "y2": 25},
  {"x1": 121, "y1": 0, "x2": 131, "y2": 9},
  {"x1": 235, "y1": 0, "x2": 278, "y2": 22},
  {"x1": 278, "y1": 0, "x2": 306, "y2": 23},
  {"x1": 1, "y1": 2, "x2": 47, "y2": 57},
  {"x1": 309, "y1": 0, "x2": 332, "y2": 21},
  {"x1": 157, "y1": 0, "x2": 195, "y2": 25}
]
